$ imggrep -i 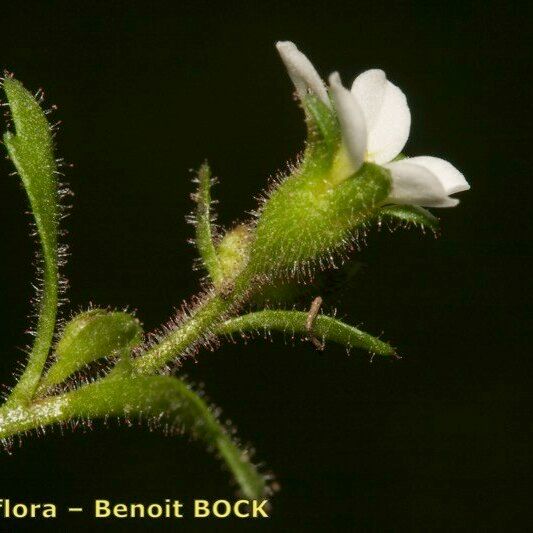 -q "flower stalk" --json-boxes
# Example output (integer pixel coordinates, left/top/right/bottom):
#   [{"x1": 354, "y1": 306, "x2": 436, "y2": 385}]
[{"x1": 0, "y1": 41, "x2": 469, "y2": 501}]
